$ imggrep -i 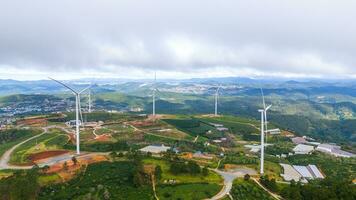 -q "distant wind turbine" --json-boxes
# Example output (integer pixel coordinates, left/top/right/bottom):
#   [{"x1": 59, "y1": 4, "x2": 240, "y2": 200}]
[
  {"x1": 88, "y1": 89, "x2": 92, "y2": 113},
  {"x1": 260, "y1": 88, "x2": 272, "y2": 144},
  {"x1": 214, "y1": 86, "x2": 221, "y2": 116},
  {"x1": 50, "y1": 78, "x2": 90, "y2": 155}
]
